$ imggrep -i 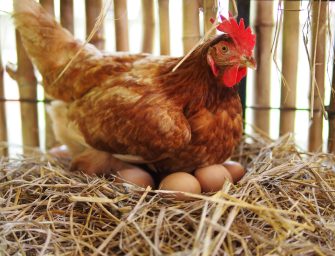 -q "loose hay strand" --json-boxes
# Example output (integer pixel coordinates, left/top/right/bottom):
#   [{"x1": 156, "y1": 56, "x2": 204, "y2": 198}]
[{"x1": 1, "y1": 135, "x2": 335, "y2": 255}]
